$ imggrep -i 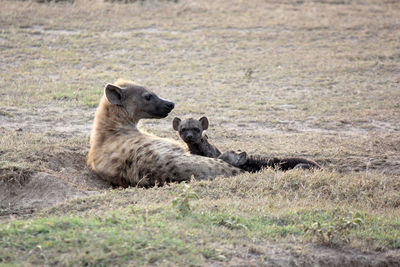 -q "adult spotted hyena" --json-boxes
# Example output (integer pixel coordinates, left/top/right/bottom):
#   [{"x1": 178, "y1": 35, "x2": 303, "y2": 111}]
[{"x1": 87, "y1": 80, "x2": 242, "y2": 187}]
